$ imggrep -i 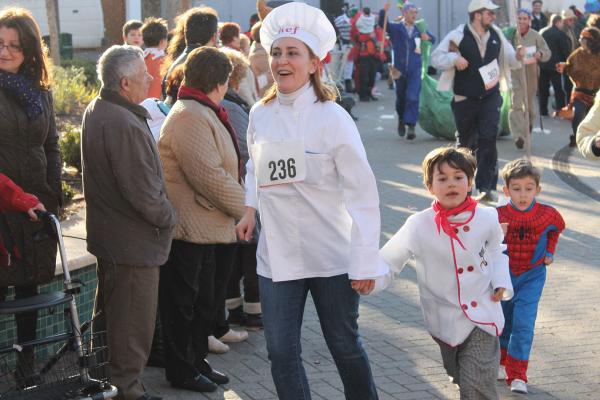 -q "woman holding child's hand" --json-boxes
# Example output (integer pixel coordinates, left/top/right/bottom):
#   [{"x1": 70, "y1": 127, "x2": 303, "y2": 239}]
[{"x1": 234, "y1": 3, "x2": 384, "y2": 399}]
